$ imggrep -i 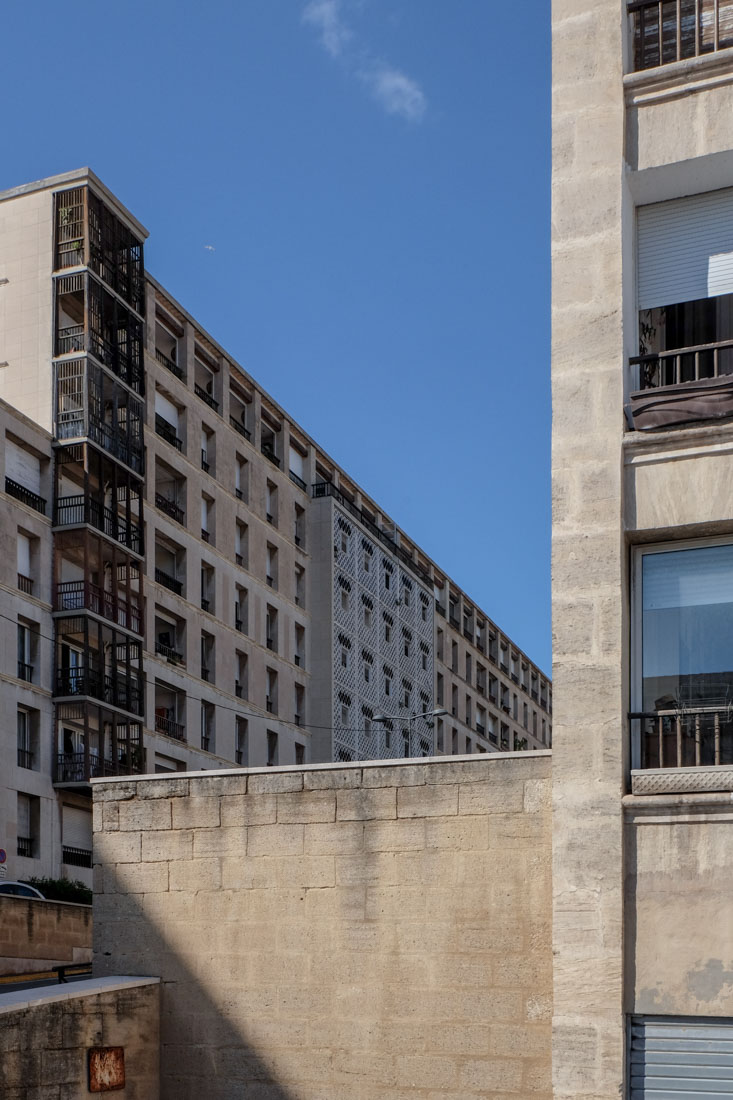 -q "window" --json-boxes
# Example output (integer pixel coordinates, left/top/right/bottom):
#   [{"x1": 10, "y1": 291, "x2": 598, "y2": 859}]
[
  {"x1": 17, "y1": 709, "x2": 36, "y2": 769},
  {"x1": 266, "y1": 668, "x2": 277, "y2": 715},
  {"x1": 17, "y1": 621, "x2": 34, "y2": 682},
  {"x1": 235, "y1": 522, "x2": 248, "y2": 568},
  {"x1": 266, "y1": 480, "x2": 277, "y2": 526},
  {"x1": 266, "y1": 544, "x2": 277, "y2": 589},
  {"x1": 267, "y1": 730, "x2": 278, "y2": 766},
  {"x1": 632, "y1": 189, "x2": 733, "y2": 429},
  {"x1": 295, "y1": 624, "x2": 305, "y2": 668},
  {"x1": 633, "y1": 540, "x2": 733, "y2": 769},
  {"x1": 295, "y1": 742, "x2": 305, "y2": 765},
  {"x1": 465, "y1": 653, "x2": 472, "y2": 681},
  {"x1": 200, "y1": 632, "x2": 214, "y2": 682},
  {"x1": 294, "y1": 504, "x2": 305, "y2": 548},
  {"x1": 265, "y1": 606, "x2": 277, "y2": 652},
  {"x1": 235, "y1": 586, "x2": 248, "y2": 633},
  {"x1": 200, "y1": 565, "x2": 214, "y2": 614},
  {"x1": 437, "y1": 673, "x2": 444, "y2": 705},
  {"x1": 201, "y1": 426, "x2": 213, "y2": 475},
  {"x1": 200, "y1": 702, "x2": 214, "y2": 752},
  {"x1": 384, "y1": 613, "x2": 392, "y2": 643},
  {"x1": 235, "y1": 456, "x2": 248, "y2": 503},
  {"x1": 384, "y1": 665, "x2": 393, "y2": 697},
  {"x1": 201, "y1": 495, "x2": 212, "y2": 543},
  {"x1": 362, "y1": 596, "x2": 373, "y2": 629},
  {"x1": 294, "y1": 684, "x2": 304, "y2": 727},
  {"x1": 236, "y1": 718, "x2": 248, "y2": 765},
  {"x1": 17, "y1": 531, "x2": 34, "y2": 593},
  {"x1": 236, "y1": 652, "x2": 248, "y2": 699},
  {"x1": 17, "y1": 792, "x2": 39, "y2": 858}
]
